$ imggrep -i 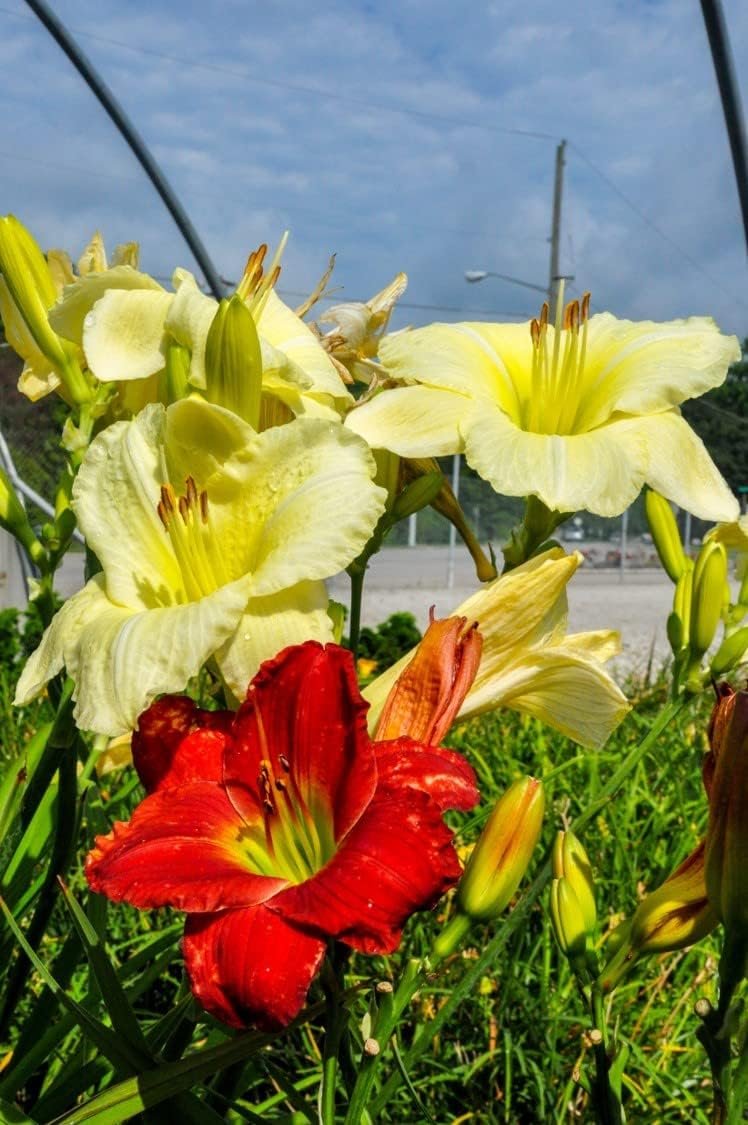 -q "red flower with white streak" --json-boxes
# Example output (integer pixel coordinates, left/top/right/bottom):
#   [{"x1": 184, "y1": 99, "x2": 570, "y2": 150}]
[{"x1": 86, "y1": 642, "x2": 478, "y2": 1030}]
